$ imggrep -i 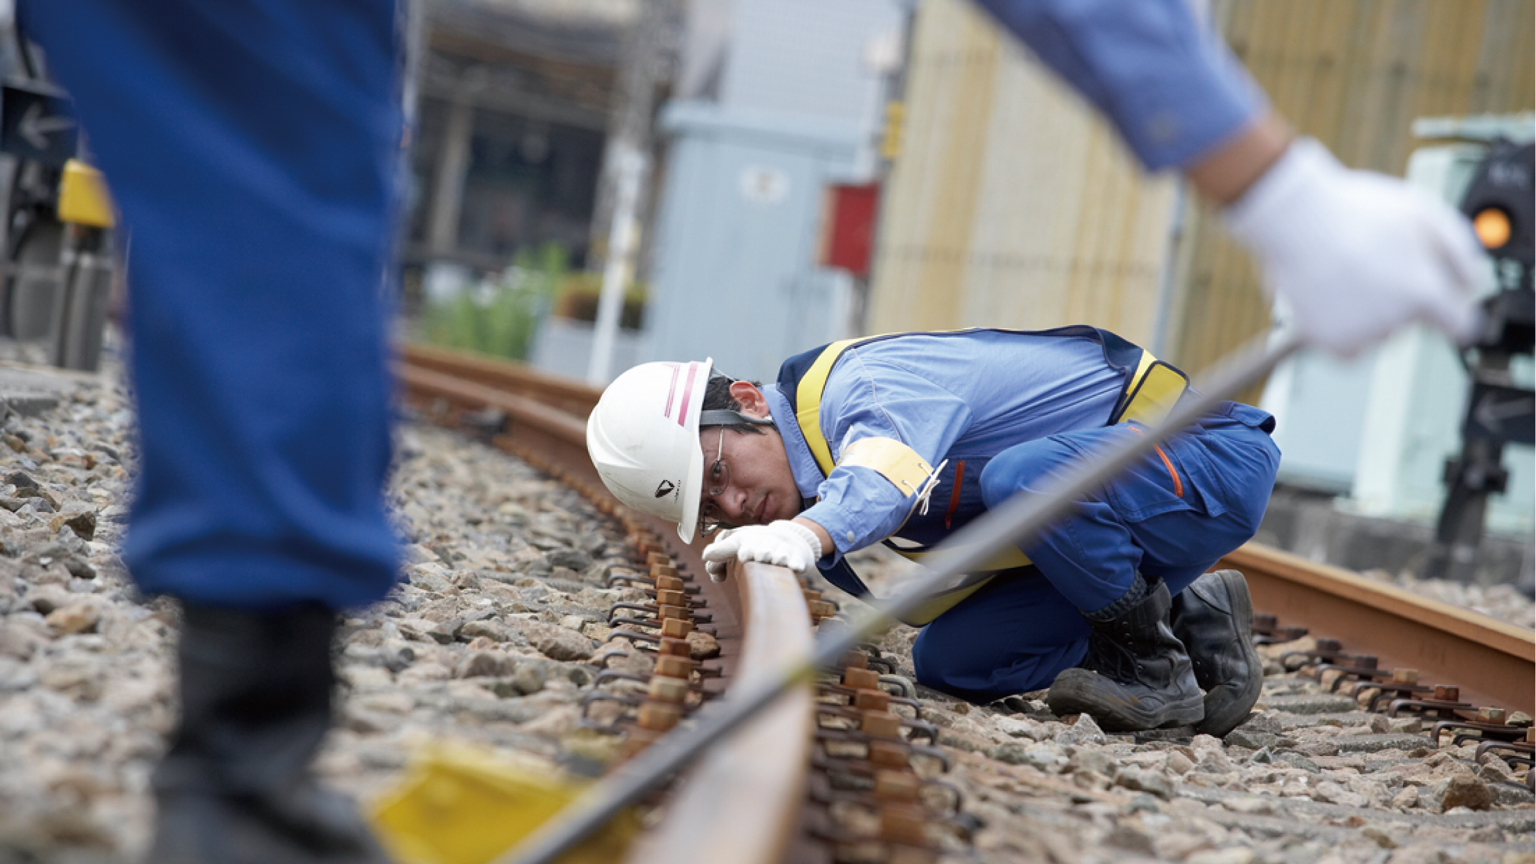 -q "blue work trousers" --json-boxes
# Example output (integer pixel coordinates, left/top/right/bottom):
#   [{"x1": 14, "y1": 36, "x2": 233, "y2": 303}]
[
  {"x1": 24, "y1": 0, "x2": 404, "y2": 609},
  {"x1": 911, "y1": 402, "x2": 1279, "y2": 702}
]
